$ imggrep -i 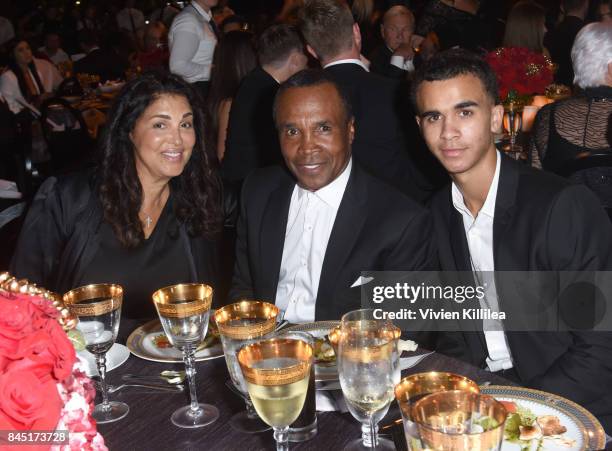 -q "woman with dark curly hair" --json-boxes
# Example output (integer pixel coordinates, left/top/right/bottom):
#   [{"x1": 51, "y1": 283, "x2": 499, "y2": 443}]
[{"x1": 10, "y1": 71, "x2": 224, "y2": 318}]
